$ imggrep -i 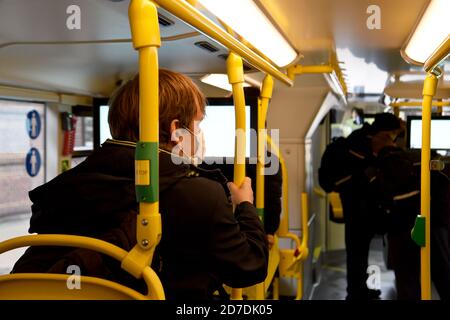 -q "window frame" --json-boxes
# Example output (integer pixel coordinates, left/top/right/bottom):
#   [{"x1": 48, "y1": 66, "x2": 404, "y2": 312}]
[{"x1": 72, "y1": 104, "x2": 94, "y2": 158}]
